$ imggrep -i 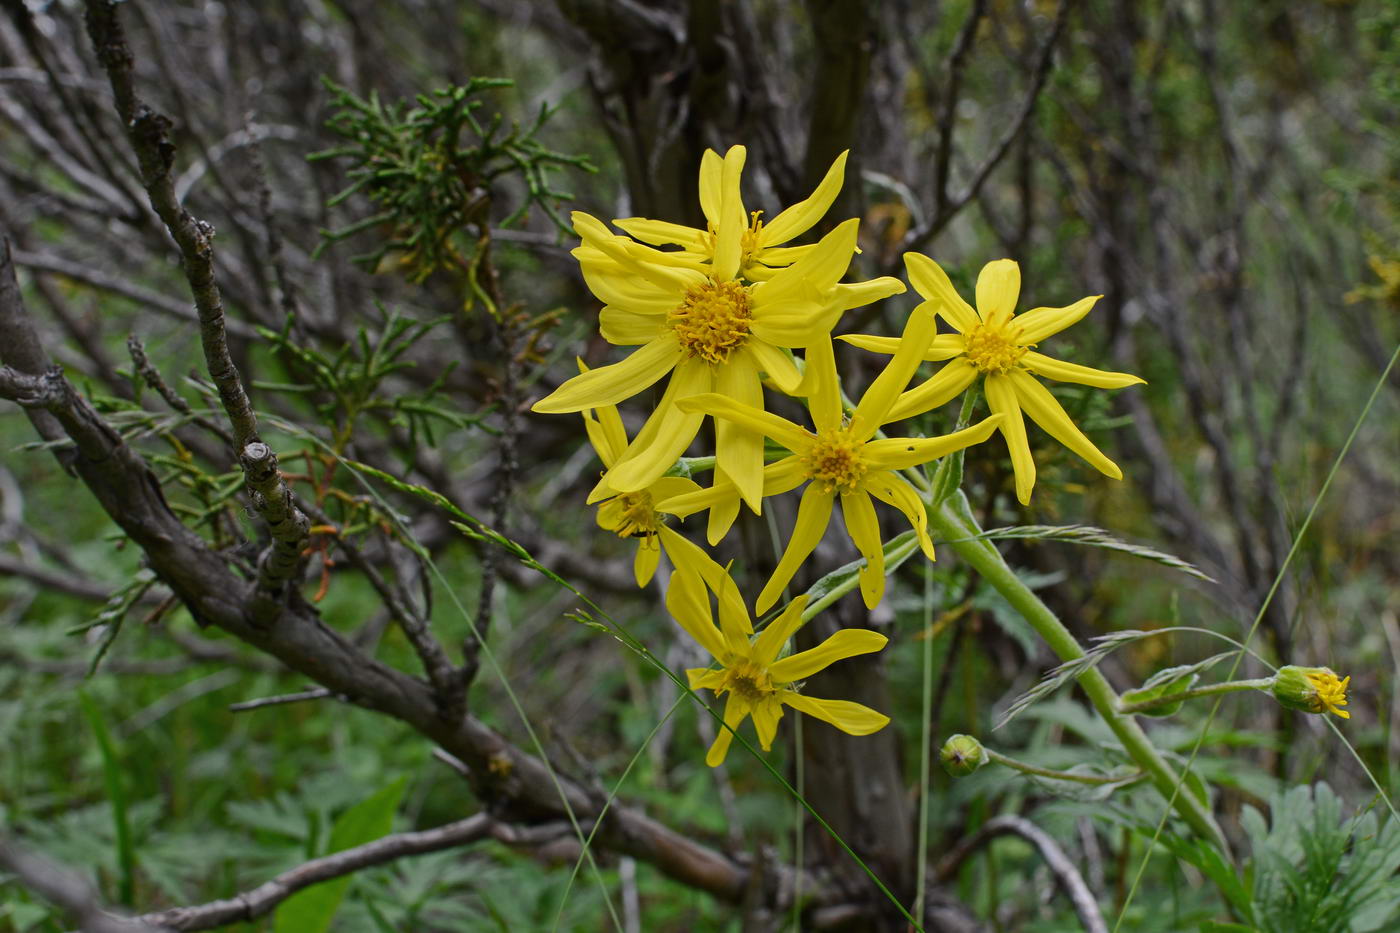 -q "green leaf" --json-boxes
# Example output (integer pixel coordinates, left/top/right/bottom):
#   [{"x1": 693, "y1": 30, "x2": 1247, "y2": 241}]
[
  {"x1": 79, "y1": 690, "x2": 135, "y2": 906},
  {"x1": 972, "y1": 524, "x2": 1216, "y2": 582},
  {"x1": 1121, "y1": 652, "x2": 1235, "y2": 717},
  {"x1": 273, "y1": 778, "x2": 407, "y2": 933}
]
